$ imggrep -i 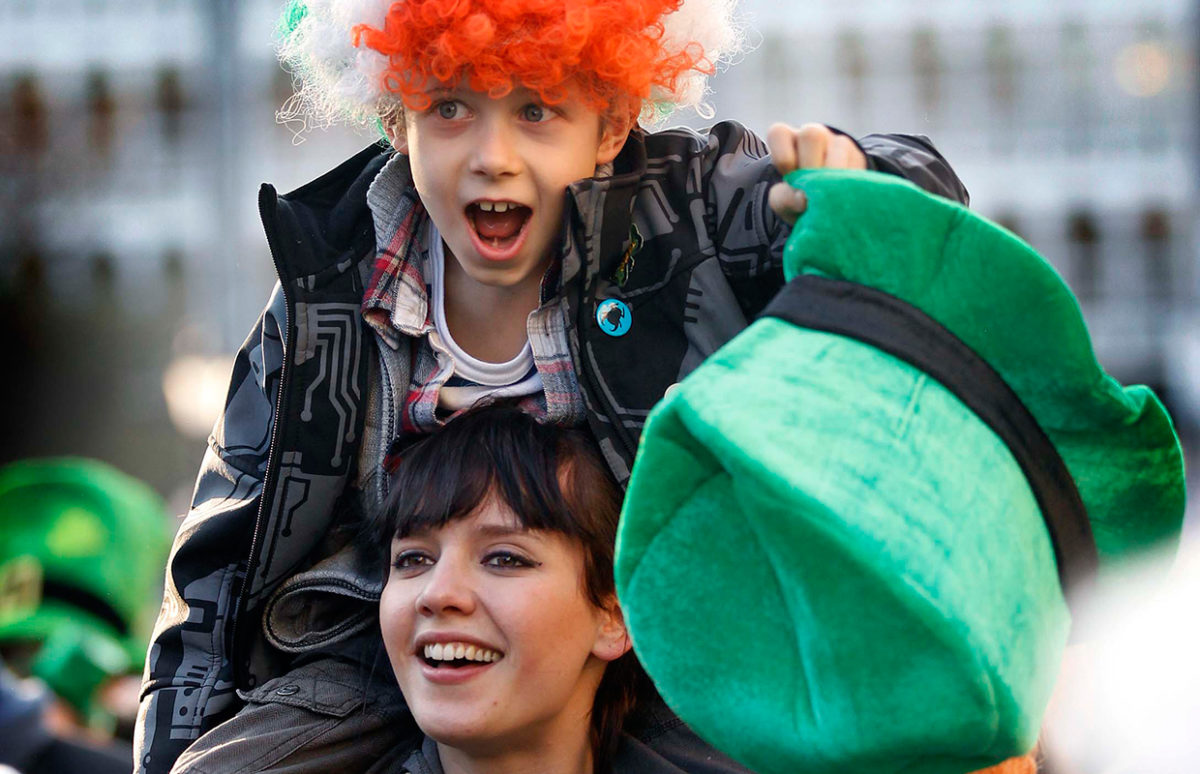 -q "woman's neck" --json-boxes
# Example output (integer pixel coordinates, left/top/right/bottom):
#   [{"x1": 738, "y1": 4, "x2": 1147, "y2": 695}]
[{"x1": 435, "y1": 730, "x2": 594, "y2": 774}]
